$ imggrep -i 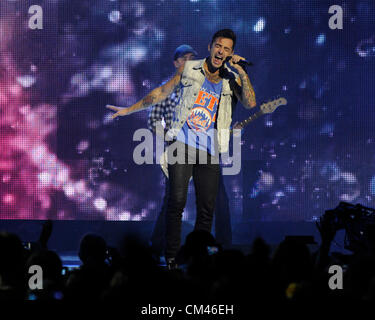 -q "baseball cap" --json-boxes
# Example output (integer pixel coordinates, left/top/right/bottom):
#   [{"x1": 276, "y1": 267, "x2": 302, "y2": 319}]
[{"x1": 174, "y1": 44, "x2": 198, "y2": 61}]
